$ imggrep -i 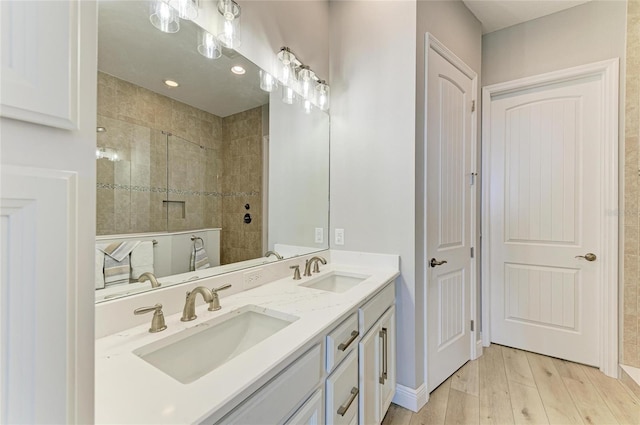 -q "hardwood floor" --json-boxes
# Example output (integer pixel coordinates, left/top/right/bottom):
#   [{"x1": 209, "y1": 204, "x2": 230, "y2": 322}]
[{"x1": 382, "y1": 345, "x2": 640, "y2": 425}]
